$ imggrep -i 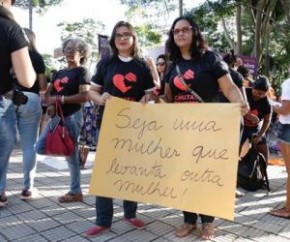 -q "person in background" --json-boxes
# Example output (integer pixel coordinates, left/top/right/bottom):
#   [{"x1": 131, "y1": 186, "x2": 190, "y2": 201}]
[
  {"x1": 0, "y1": 0, "x2": 35, "y2": 207},
  {"x1": 163, "y1": 16, "x2": 248, "y2": 240},
  {"x1": 222, "y1": 50, "x2": 247, "y2": 197},
  {"x1": 85, "y1": 20, "x2": 155, "y2": 237},
  {"x1": 269, "y1": 66, "x2": 290, "y2": 218},
  {"x1": 34, "y1": 38, "x2": 91, "y2": 203},
  {"x1": 144, "y1": 55, "x2": 160, "y2": 89},
  {"x1": 12, "y1": 28, "x2": 47, "y2": 200},
  {"x1": 155, "y1": 54, "x2": 168, "y2": 95},
  {"x1": 241, "y1": 76, "x2": 272, "y2": 165},
  {"x1": 237, "y1": 65, "x2": 254, "y2": 87},
  {"x1": 222, "y1": 50, "x2": 246, "y2": 100}
]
